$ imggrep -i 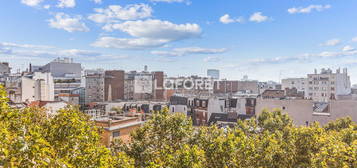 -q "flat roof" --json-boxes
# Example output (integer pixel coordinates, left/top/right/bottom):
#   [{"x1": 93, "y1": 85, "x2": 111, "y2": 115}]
[{"x1": 104, "y1": 121, "x2": 145, "y2": 131}]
